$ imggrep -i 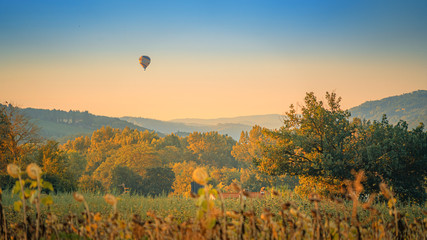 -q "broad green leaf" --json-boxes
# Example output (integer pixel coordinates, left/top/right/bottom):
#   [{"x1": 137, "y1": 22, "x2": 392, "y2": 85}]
[
  {"x1": 42, "y1": 181, "x2": 54, "y2": 191},
  {"x1": 30, "y1": 181, "x2": 38, "y2": 189},
  {"x1": 29, "y1": 190, "x2": 37, "y2": 204},
  {"x1": 24, "y1": 188, "x2": 32, "y2": 198},
  {"x1": 14, "y1": 200, "x2": 22, "y2": 212},
  {"x1": 41, "y1": 196, "x2": 53, "y2": 206},
  {"x1": 209, "y1": 189, "x2": 218, "y2": 198},
  {"x1": 207, "y1": 217, "x2": 216, "y2": 229},
  {"x1": 12, "y1": 181, "x2": 21, "y2": 195},
  {"x1": 198, "y1": 188, "x2": 205, "y2": 196}
]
